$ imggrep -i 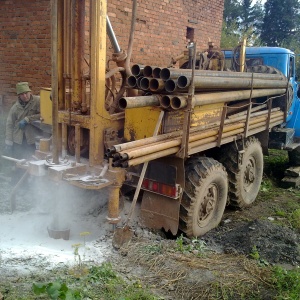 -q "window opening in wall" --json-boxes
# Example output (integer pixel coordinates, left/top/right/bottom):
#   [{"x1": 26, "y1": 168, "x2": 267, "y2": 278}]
[{"x1": 186, "y1": 27, "x2": 194, "y2": 43}]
